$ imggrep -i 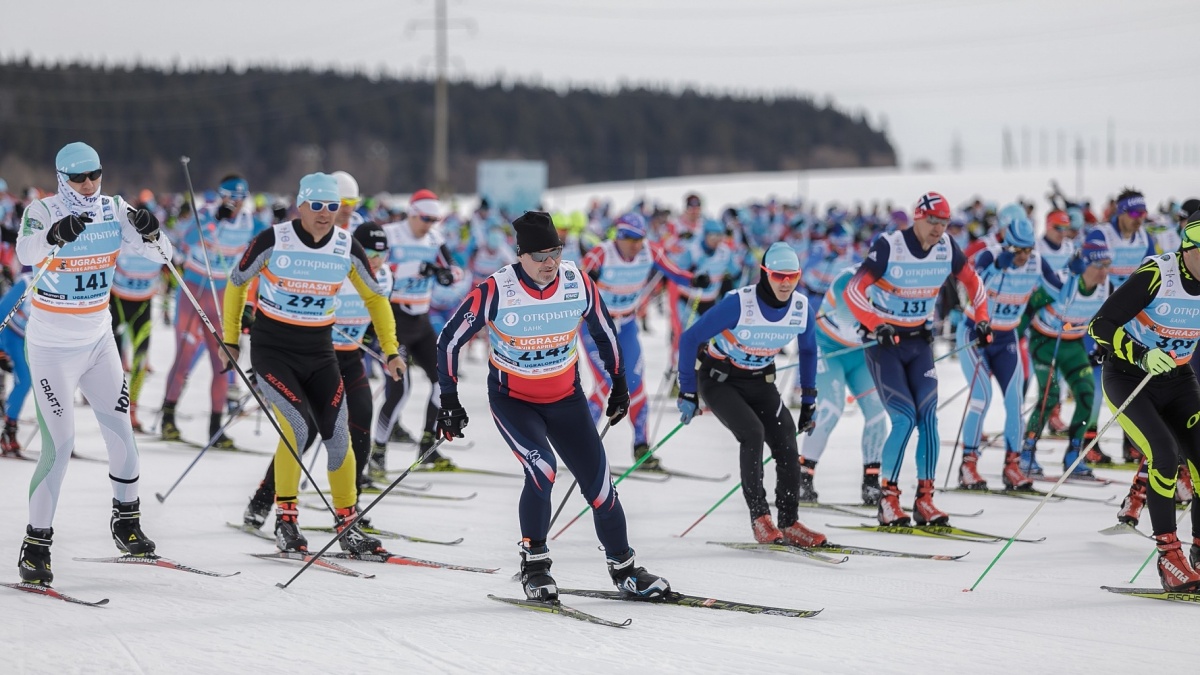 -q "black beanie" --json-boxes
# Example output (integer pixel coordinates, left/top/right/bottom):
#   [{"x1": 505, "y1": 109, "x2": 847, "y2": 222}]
[
  {"x1": 513, "y1": 211, "x2": 561, "y2": 255},
  {"x1": 353, "y1": 221, "x2": 388, "y2": 253}
]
